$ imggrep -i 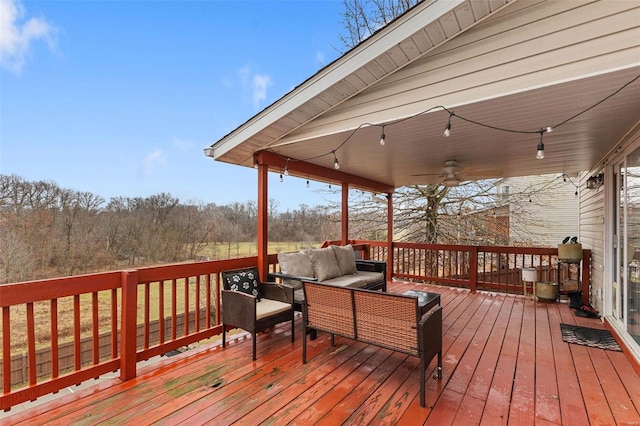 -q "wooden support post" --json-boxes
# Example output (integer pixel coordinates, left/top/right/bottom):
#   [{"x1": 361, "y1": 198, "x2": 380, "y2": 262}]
[
  {"x1": 257, "y1": 161, "x2": 269, "y2": 281},
  {"x1": 387, "y1": 193, "x2": 394, "y2": 281},
  {"x1": 342, "y1": 182, "x2": 349, "y2": 245},
  {"x1": 120, "y1": 269, "x2": 138, "y2": 381}
]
